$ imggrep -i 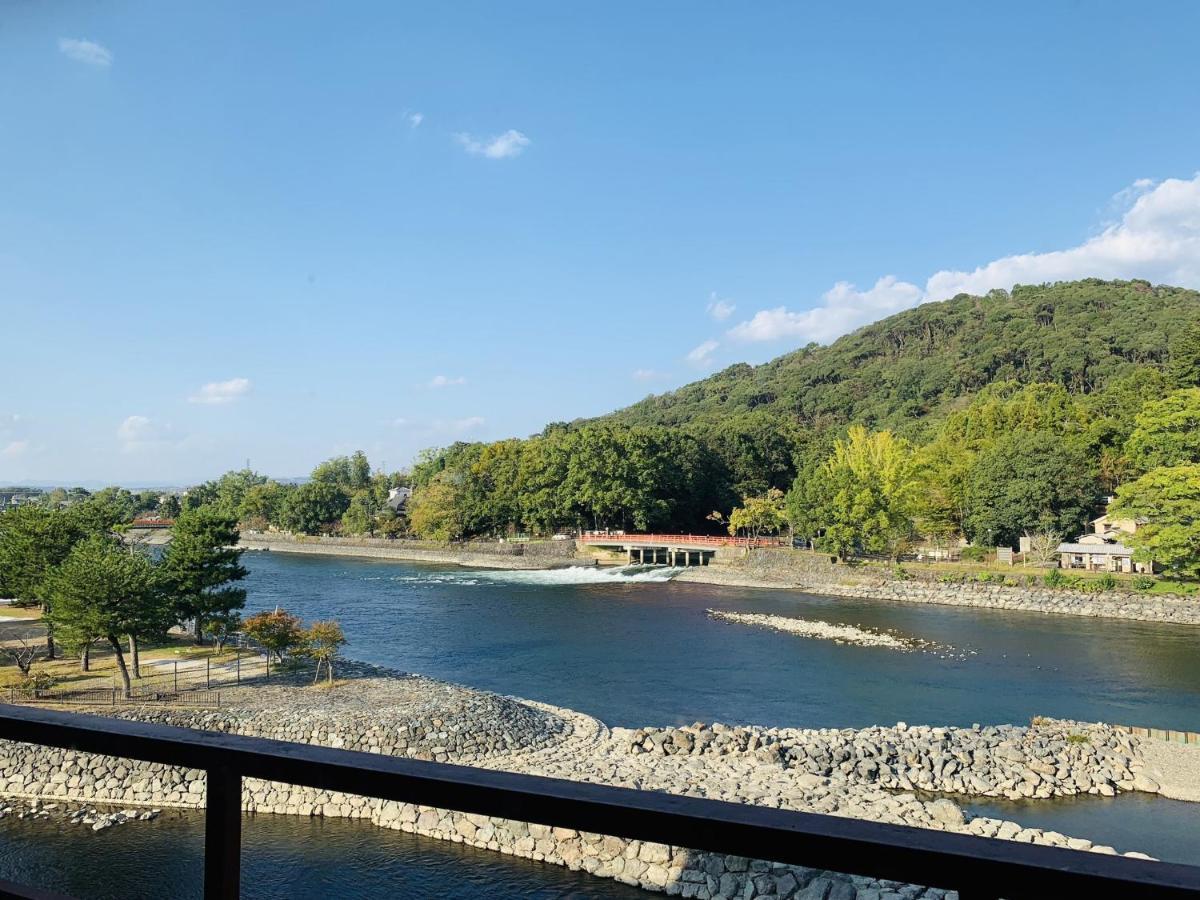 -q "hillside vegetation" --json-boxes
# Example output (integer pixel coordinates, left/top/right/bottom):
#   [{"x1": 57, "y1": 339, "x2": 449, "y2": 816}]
[{"x1": 604, "y1": 279, "x2": 1198, "y2": 438}]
